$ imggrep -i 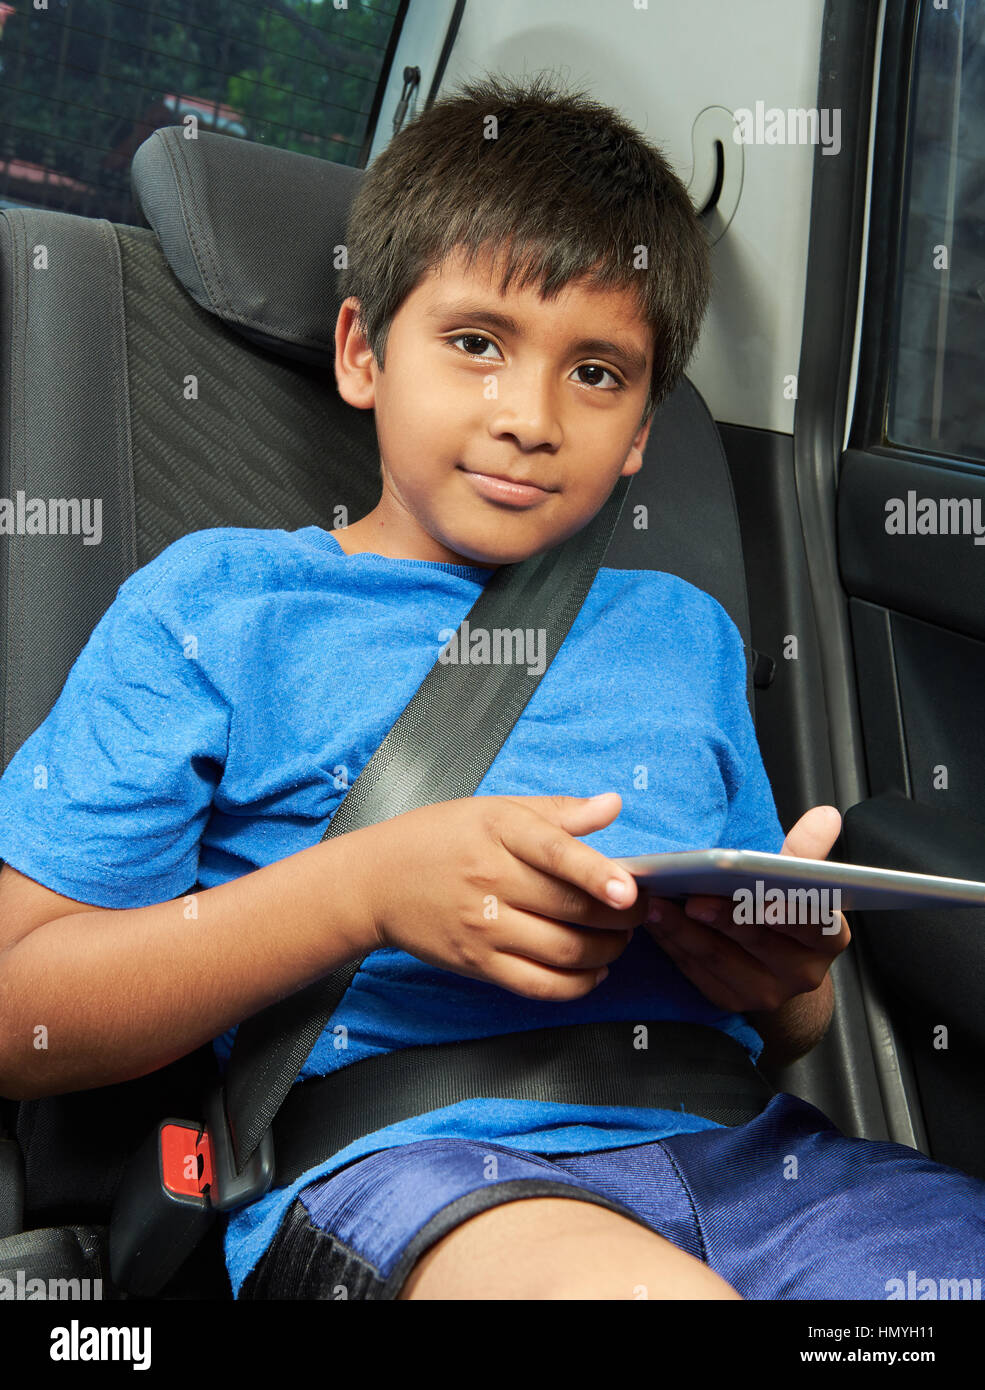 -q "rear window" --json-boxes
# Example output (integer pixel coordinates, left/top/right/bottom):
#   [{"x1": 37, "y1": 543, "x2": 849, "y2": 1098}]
[{"x1": 0, "y1": 0, "x2": 404, "y2": 223}]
